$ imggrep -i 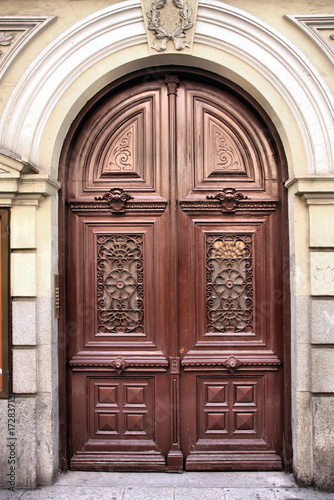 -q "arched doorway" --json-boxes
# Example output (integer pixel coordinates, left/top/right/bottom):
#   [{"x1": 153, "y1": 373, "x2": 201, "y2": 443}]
[{"x1": 60, "y1": 68, "x2": 290, "y2": 471}]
